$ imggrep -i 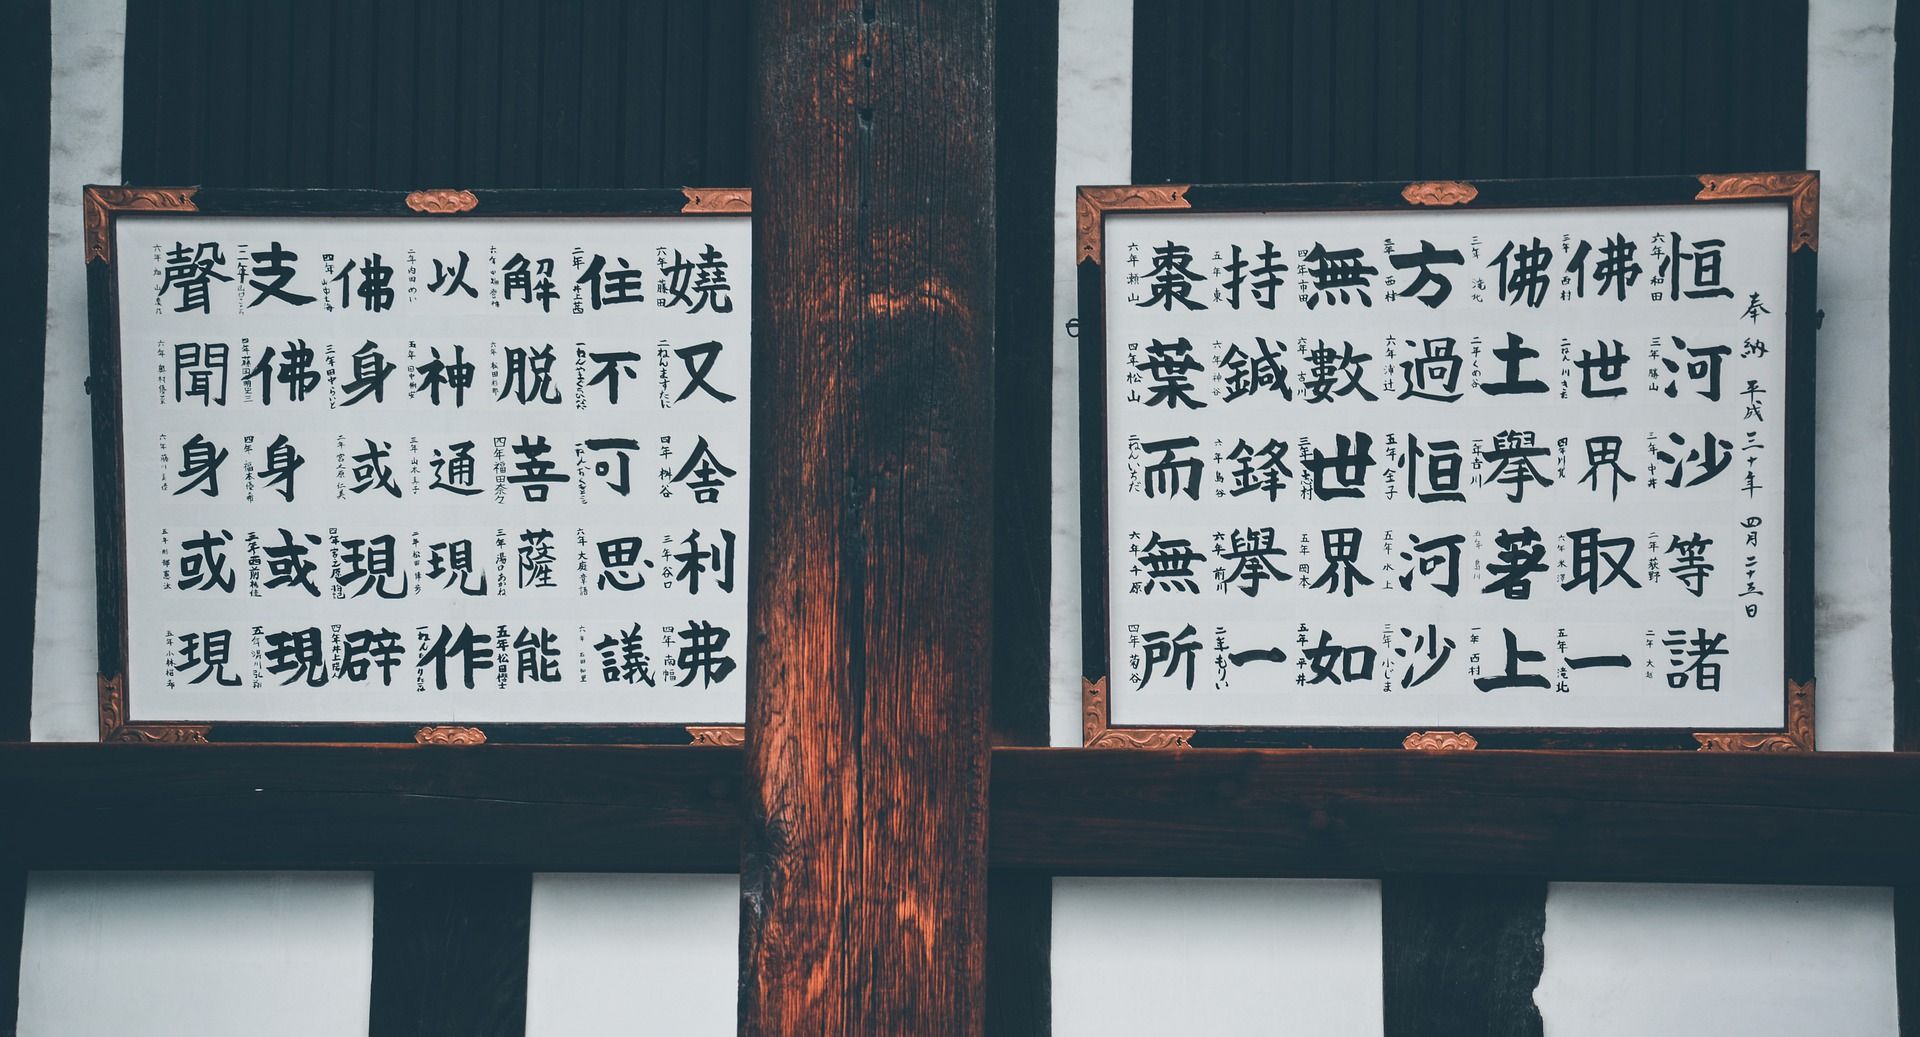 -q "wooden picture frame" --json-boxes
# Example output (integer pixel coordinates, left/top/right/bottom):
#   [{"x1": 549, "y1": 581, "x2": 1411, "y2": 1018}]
[
  {"x1": 85, "y1": 185, "x2": 752, "y2": 746},
  {"x1": 1077, "y1": 174, "x2": 1817, "y2": 751}
]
